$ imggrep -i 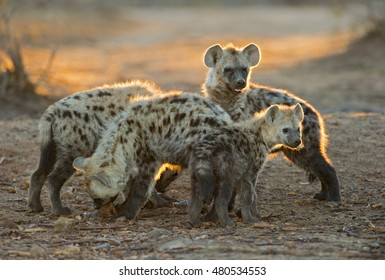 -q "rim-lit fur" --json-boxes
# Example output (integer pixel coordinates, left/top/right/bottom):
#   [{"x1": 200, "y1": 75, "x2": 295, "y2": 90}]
[
  {"x1": 189, "y1": 104, "x2": 304, "y2": 227},
  {"x1": 202, "y1": 43, "x2": 340, "y2": 202}
]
